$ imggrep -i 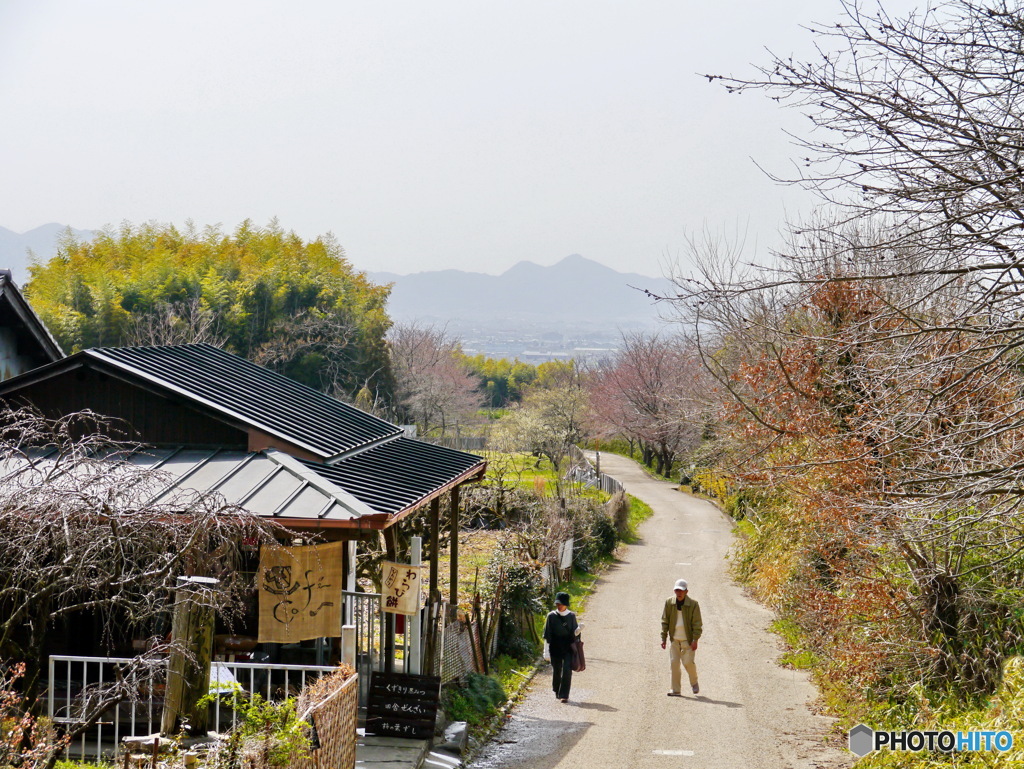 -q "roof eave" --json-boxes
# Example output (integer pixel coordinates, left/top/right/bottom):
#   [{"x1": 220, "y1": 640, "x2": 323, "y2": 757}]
[
  {"x1": 381, "y1": 459, "x2": 488, "y2": 528},
  {"x1": 0, "y1": 354, "x2": 86, "y2": 395},
  {"x1": 277, "y1": 513, "x2": 394, "y2": 532}
]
